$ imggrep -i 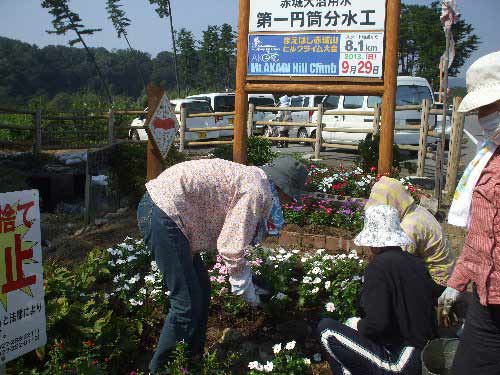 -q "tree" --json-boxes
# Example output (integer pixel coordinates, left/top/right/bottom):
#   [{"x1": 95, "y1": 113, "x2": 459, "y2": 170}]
[
  {"x1": 175, "y1": 29, "x2": 198, "y2": 95},
  {"x1": 199, "y1": 25, "x2": 220, "y2": 91},
  {"x1": 106, "y1": 0, "x2": 148, "y2": 90},
  {"x1": 148, "y1": 0, "x2": 181, "y2": 96},
  {"x1": 41, "y1": 0, "x2": 114, "y2": 105},
  {"x1": 218, "y1": 23, "x2": 236, "y2": 89},
  {"x1": 399, "y1": 1, "x2": 479, "y2": 89}
]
